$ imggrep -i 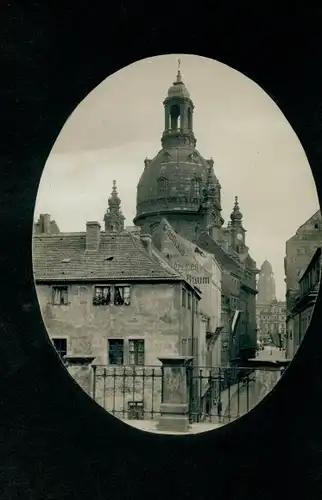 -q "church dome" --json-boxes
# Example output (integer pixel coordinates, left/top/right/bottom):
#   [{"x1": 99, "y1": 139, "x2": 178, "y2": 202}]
[
  {"x1": 134, "y1": 67, "x2": 222, "y2": 238},
  {"x1": 167, "y1": 78, "x2": 190, "y2": 99},
  {"x1": 135, "y1": 147, "x2": 220, "y2": 222}
]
